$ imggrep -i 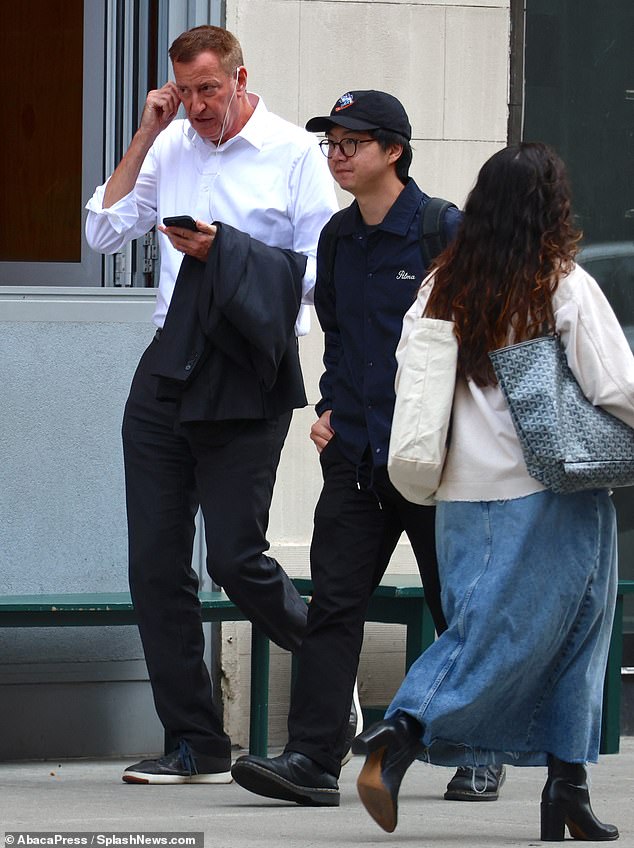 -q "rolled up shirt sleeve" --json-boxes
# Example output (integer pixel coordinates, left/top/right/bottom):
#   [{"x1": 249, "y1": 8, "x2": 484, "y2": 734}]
[{"x1": 85, "y1": 149, "x2": 159, "y2": 254}]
